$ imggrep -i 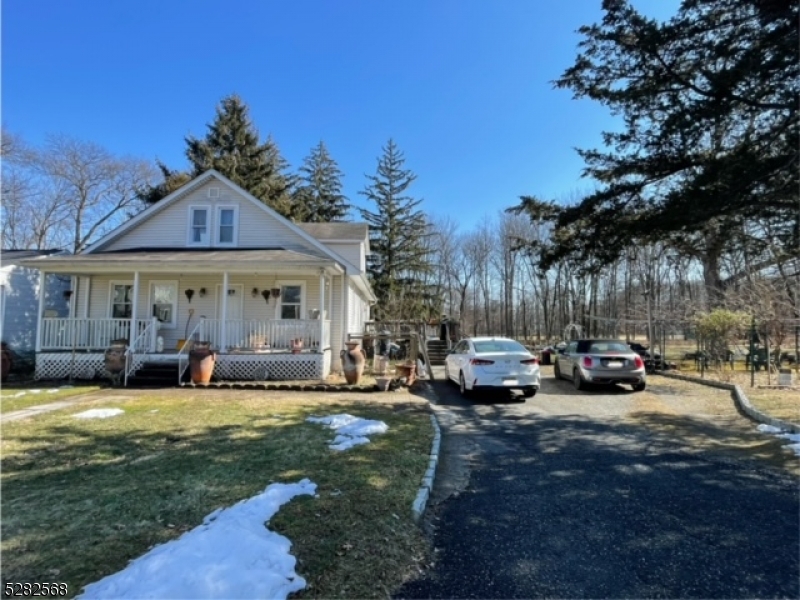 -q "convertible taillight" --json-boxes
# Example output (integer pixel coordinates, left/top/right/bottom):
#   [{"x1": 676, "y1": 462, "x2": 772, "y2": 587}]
[
  {"x1": 520, "y1": 358, "x2": 539, "y2": 365},
  {"x1": 583, "y1": 356, "x2": 593, "y2": 368},
  {"x1": 634, "y1": 355, "x2": 645, "y2": 369},
  {"x1": 470, "y1": 358, "x2": 495, "y2": 366}
]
